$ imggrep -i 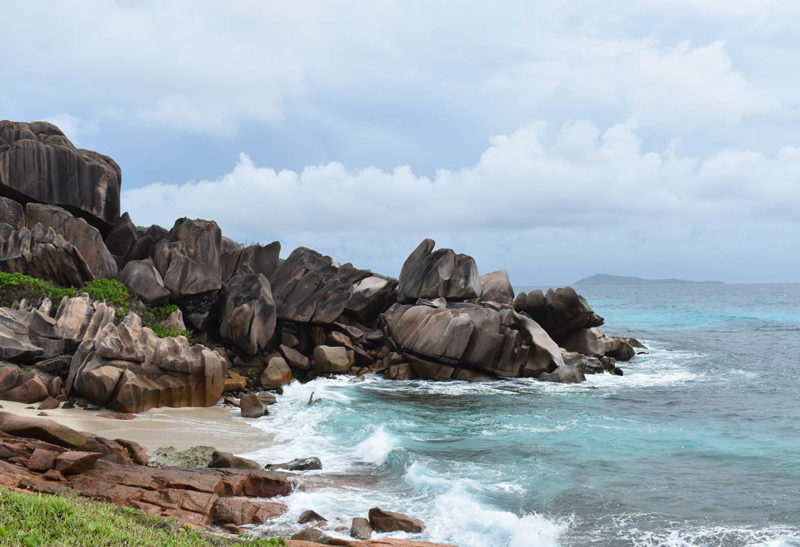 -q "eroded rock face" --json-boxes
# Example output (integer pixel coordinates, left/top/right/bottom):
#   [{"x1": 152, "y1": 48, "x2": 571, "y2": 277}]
[
  {"x1": 560, "y1": 327, "x2": 636, "y2": 361},
  {"x1": 0, "y1": 306, "x2": 65, "y2": 363},
  {"x1": 220, "y1": 241, "x2": 281, "y2": 283},
  {"x1": 345, "y1": 275, "x2": 398, "y2": 324},
  {"x1": 0, "y1": 120, "x2": 121, "y2": 232},
  {"x1": 0, "y1": 223, "x2": 94, "y2": 286},
  {"x1": 270, "y1": 247, "x2": 370, "y2": 324},
  {"x1": 383, "y1": 299, "x2": 564, "y2": 379},
  {"x1": 24, "y1": 203, "x2": 117, "y2": 280},
  {"x1": 0, "y1": 196, "x2": 24, "y2": 228},
  {"x1": 118, "y1": 259, "x2": 170, "y2": 307},
  {"x1": 397, "y1": 239, "x2": 482, "y2": 304},
  {"x1": 514, "y1": 286, "x2": 604, "y2": 339},
  {"x1": 154, "y1": 218, "x2": 223, "y2": 300},
  {"x1": 103, "y1": 212, "x2": 138, "y2": 268},
  {"x1": 479, "y1": 270, "x2": 514, "y2": 304},
  {"x1": 219, "y1": 273, "x2": 276, "y2": 356}
]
